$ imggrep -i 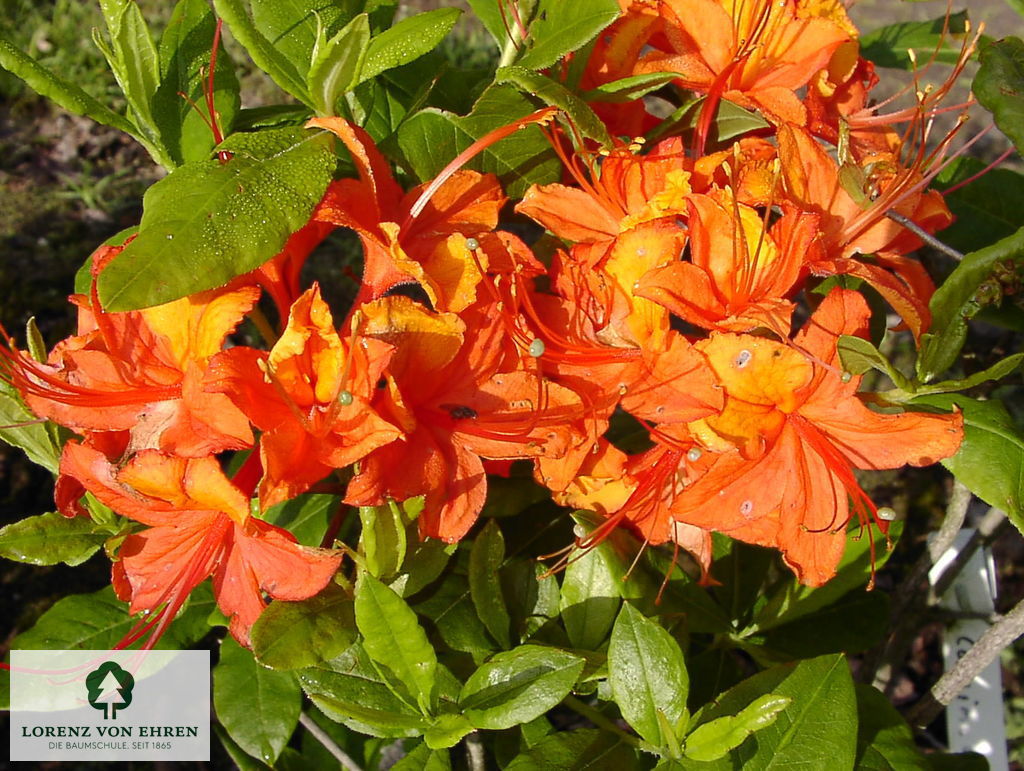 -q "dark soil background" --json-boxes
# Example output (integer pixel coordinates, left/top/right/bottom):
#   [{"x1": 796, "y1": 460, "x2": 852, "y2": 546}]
[{"x1": 1, "y1": 1, "x2": 1023, "y2": 769}]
